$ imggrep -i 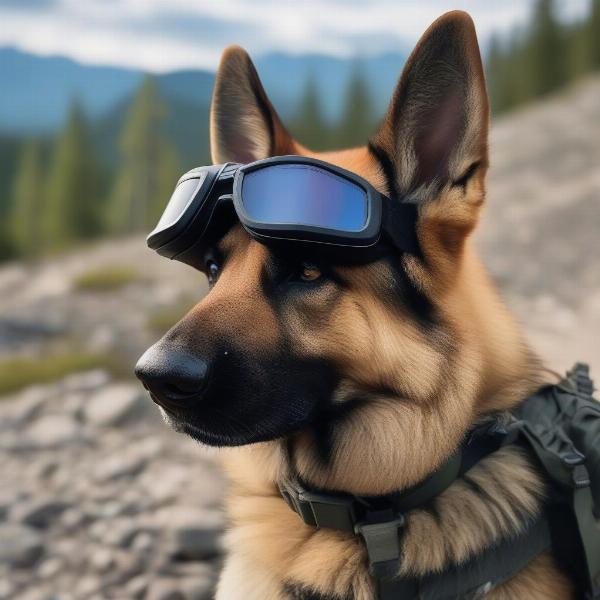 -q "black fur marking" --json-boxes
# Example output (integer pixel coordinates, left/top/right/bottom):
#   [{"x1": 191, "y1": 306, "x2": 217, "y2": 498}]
[
  {"x1": 284, "y1": 582, "x2": 348, "y2": 600},
  {"x1": 309, "y1": 394, "x2": 369, "y2": 466},
  {"x1": 367, "y1": 140, "x2": 399, "y2": 199},
  {"x1": 462, "y1": 474, "x2": 506, "y2": 531},
  {"x1": 451, "y1": 161, "x2": 481, "y2": 191},
  {"x1": 427, "y1": 501, "x2": 444, "y2": 526},
  {"x1": 385, "y1": 256, "x2": 437, "y2": 329}
]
